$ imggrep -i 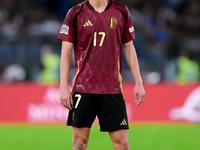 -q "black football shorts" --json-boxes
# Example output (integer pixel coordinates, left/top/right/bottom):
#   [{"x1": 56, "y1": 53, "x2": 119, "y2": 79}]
[{"x1": 67, "y1": 91, "x2": 129, "y2": 132}]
